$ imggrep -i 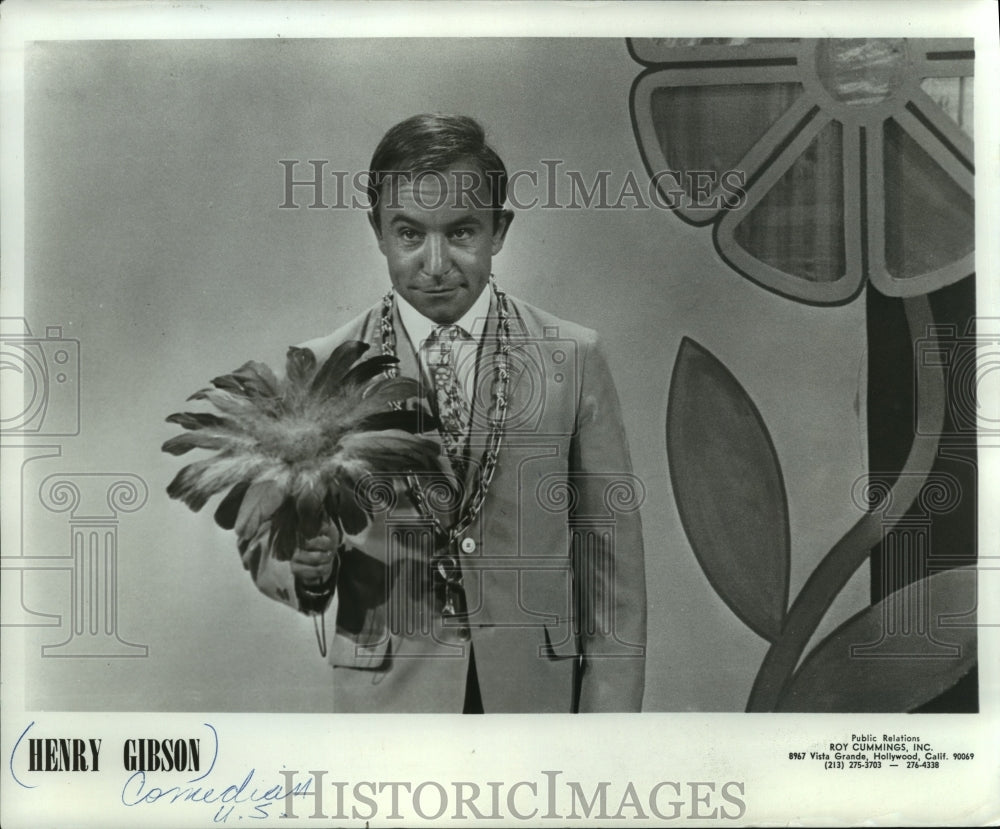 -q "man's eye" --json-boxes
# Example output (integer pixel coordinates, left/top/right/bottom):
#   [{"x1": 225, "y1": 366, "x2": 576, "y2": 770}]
[
  {"x1": 450, "y1": 228, "x2": 473, "y2": 240},
  {"x1": 399, "y1": 228, "x2": 420, "y2": 241}
]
